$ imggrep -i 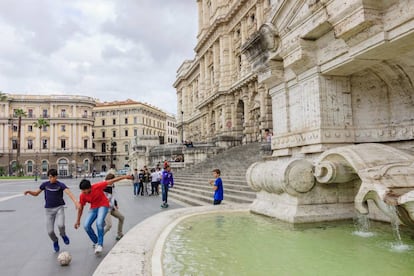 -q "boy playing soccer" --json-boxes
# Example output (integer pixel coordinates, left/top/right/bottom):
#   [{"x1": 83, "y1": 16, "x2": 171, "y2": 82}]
[
  {"x1": 74, "y1": 174, "x2": 132, "y2": 254},
  {"x1": 24, "y1": 168, "x2": 80, "y2": 252}
]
